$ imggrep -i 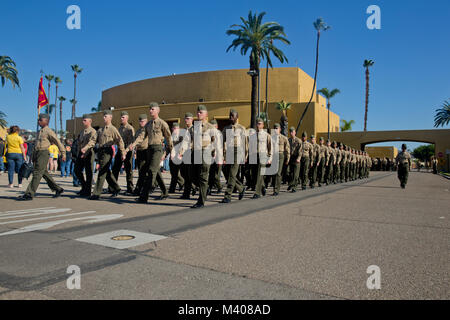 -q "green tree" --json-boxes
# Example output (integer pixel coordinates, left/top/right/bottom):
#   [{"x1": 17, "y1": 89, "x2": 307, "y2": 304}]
[
  {"x1": 295, "y1": 18, "x2": 330, "y2": 133},
  {"x1": 0, "y1": 56, "x2": 20, "y2": 89},
  {"x1": 58, "y1": 96, "x2": 66, "y2": 135},
  {"x1": 363, "y1": 59, "x2": 374, "y2": 131},
  {"x1": 340, "y1": 119, "x2": 355, "y2": 132},
  {"x1": 434, "y1": 100, "x2": 450, "y2": 127},
  {"x1": 70, "y1": 65, "x2": 82, "y2": 119},
  {"x1": 0, "y1": 110, "x2": 7, "y2": 128},
  {"x1": 91, "y1": 100, "x2": 102, "y2": 112},
  {"x1": 412, "y1": 144, "x2": 435, "y2": 162},
  {"x1": 43, "y1": 104, "x2": 56, "y2": 119},
  {"x1": 318, "y1": 87, "x2": 340, "y2": 140},
  {"x1": 276, "y1": 100, "x2": 292, "y2": 136},
  {"x1": 226, "y1": 11, "x2": 290, "y2": 128}
]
